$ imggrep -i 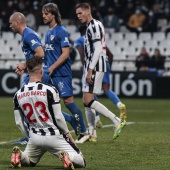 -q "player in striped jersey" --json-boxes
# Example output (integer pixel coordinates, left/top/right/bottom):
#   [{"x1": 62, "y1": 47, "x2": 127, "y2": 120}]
[
  {"x1": 42, "y1": 3, "x2": 89, "y2": 143},
  {"x1": 74, "y1": 25, "x2": 127, "y2": 130},
  {"x1": 76, "y1": 3, "x2": 126, "y2": 140},
  {"x1": 9, "y1": 12, "x2": 80, "y2": 144},
  {"x1": 11, "y1": 56, "x2": 85, "y2": 169}
]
